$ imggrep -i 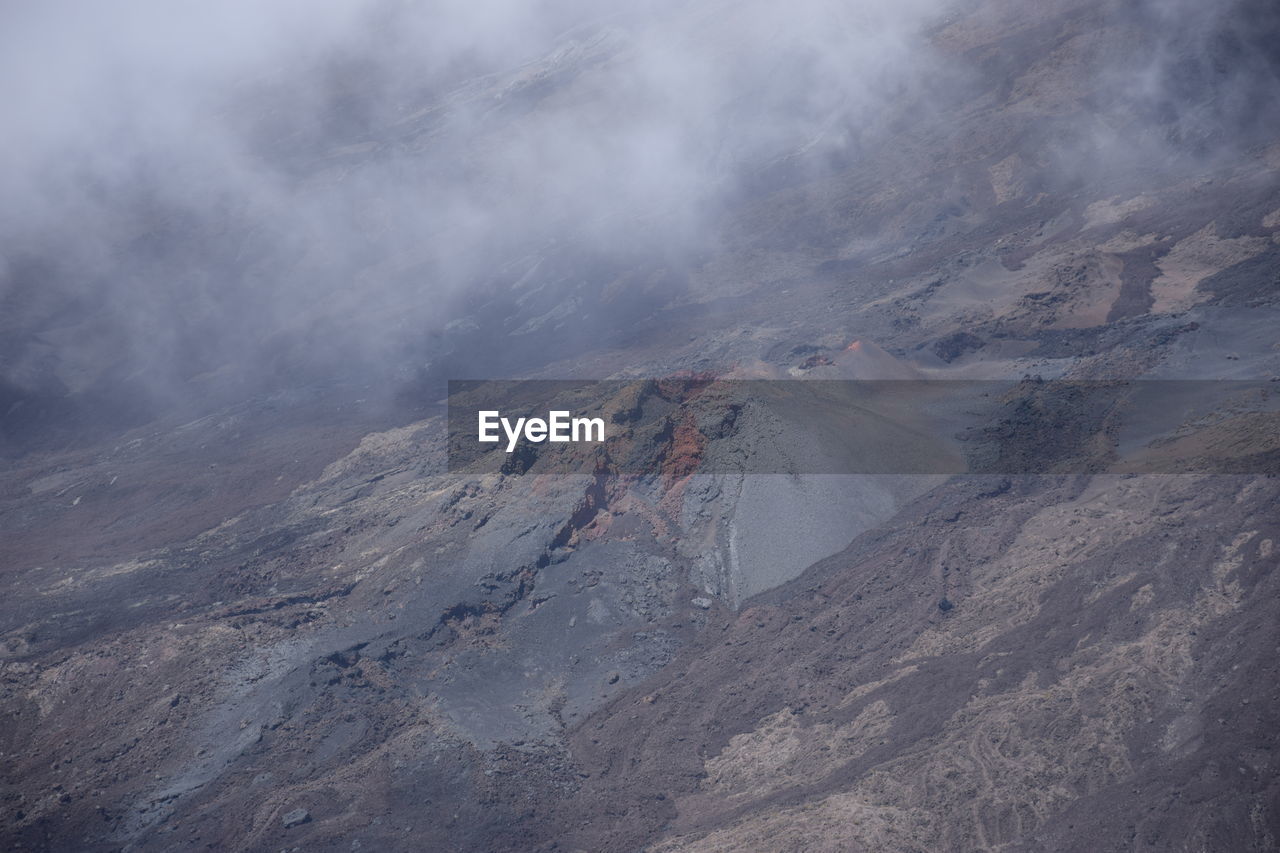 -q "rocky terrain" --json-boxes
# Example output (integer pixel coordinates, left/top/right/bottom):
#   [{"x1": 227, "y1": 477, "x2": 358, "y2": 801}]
[{"x1": 2, "y1": 0, "x2": 1279, "y2": 850}]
